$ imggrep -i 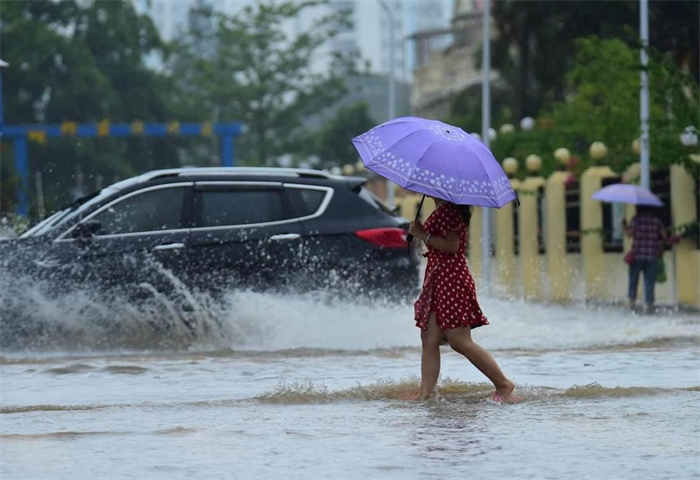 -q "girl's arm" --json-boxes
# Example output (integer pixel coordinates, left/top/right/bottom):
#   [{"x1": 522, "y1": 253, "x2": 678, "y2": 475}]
[
  {"x1": 659, "y1": 220, "x2": 668, "y2": 241},
  {"x1": 425, "y1": 231, "x2": 461, "y2": 254},
  {"x1": 409, "y1": 221, "x2": 460, "y2": 254},
  {"x1": 623, "y1": 218, "x2": 634, "y2": 237}
]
